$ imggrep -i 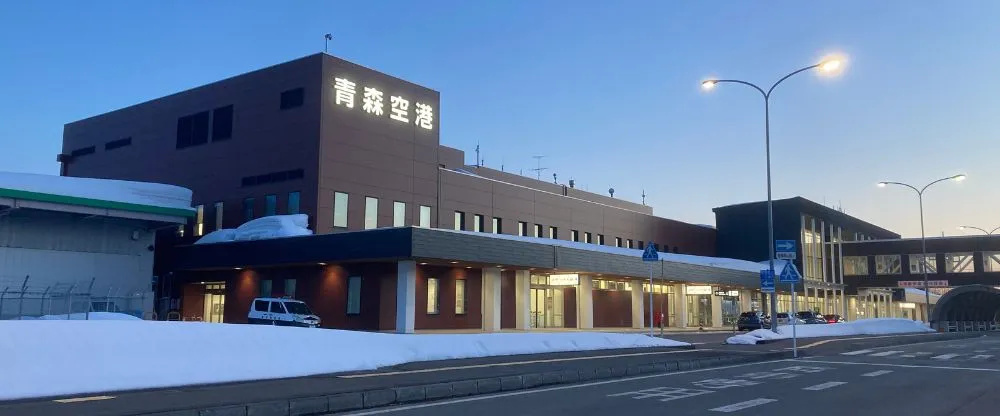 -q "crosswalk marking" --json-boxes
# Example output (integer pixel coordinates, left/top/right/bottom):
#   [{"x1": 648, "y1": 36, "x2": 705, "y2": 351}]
[
  {"x1": 870, "y1": 351, "x2": 903, "y2": 357},
  {"x1": 901, "y1": 355, "x2": 916, "y2": 358},
  {"x1": 803, "y1": 381, "x2": 847, "y2": 391},
  {"x1": 841, "y1": 349, "x2": 874, "y2": 356},
  {"x1": 972, "y1": 355, "x2": 993, "y2": 359},
  {"x1": 710, "y1": 398, "x2": 777, "y2": 412},
  {"x1": 862, "y1": 370, "x2": 893, "y2": 377},
  {"x1": 932, "y1": 354, "x2": 960, "y2": 360},
  {"x1": 913, "y1": 352, "x2": 933, "y2": 356}
]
